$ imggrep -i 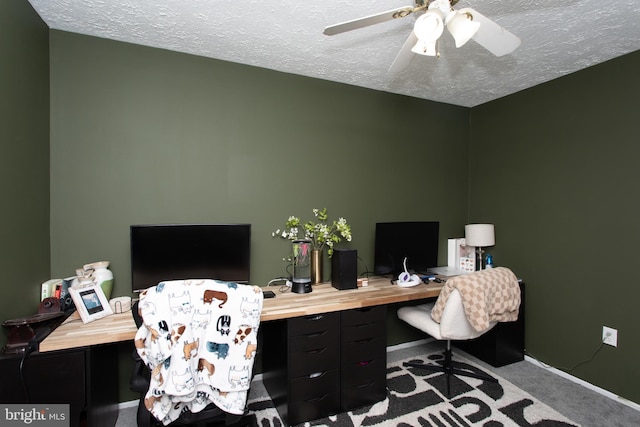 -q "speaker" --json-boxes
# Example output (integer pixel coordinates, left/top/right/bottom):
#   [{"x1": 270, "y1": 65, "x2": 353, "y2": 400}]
[{"x1": 331, "y1": 249, "x2": 357, "y2": 290}]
